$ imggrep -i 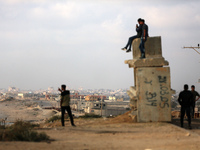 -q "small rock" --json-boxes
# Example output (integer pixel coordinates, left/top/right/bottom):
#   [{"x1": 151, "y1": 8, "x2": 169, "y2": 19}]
[{"x1": 185, "y1": 133, "x2": 190, "y2": 137}]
